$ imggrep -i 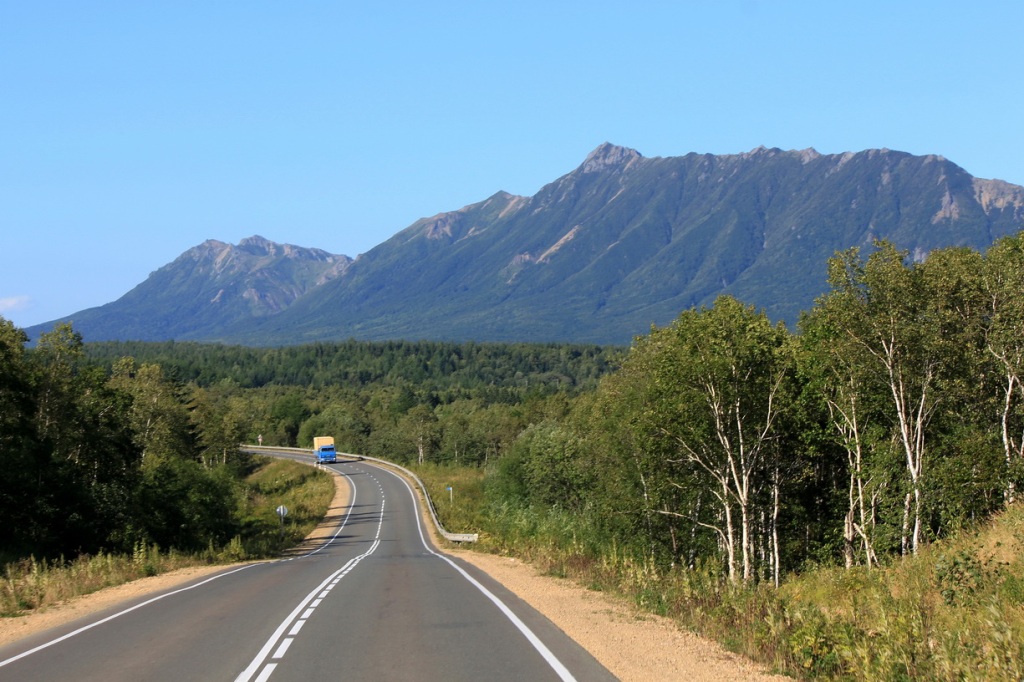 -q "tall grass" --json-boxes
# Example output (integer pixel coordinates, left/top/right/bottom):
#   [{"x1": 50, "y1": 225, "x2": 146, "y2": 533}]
[
  {"x1": 1, "y1": 457, "x2": 334, "y2": 618},
  {"x1": 0, "y1": 545, "x2": 202, "y2": 617},
  {"x1": 411, "y1": 463, "x2": 488, "y2": 537}
]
